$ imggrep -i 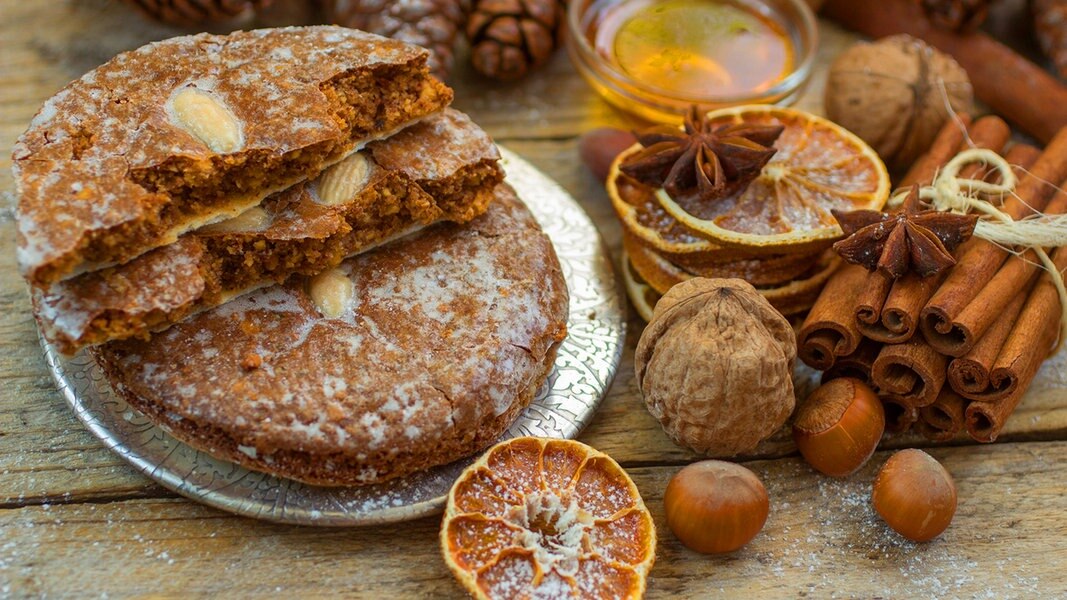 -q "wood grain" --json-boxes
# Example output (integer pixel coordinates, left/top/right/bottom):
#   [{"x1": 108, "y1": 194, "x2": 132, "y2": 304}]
[
  {"x1": 3, "y1": 442, "x2": 1065, "y2": 598},
  {"x1": 1, "y1": 0, "x2": 1066, "y2": 597}
]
